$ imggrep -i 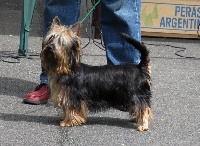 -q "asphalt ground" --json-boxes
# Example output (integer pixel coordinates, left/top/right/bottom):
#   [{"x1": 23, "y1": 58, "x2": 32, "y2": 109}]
[
  {"x1": 0, "y1": 34, "x2": 200, "y2": 146},
  {"x1": 0, "y1": 0, "x2": 200, "y2": 146}
]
